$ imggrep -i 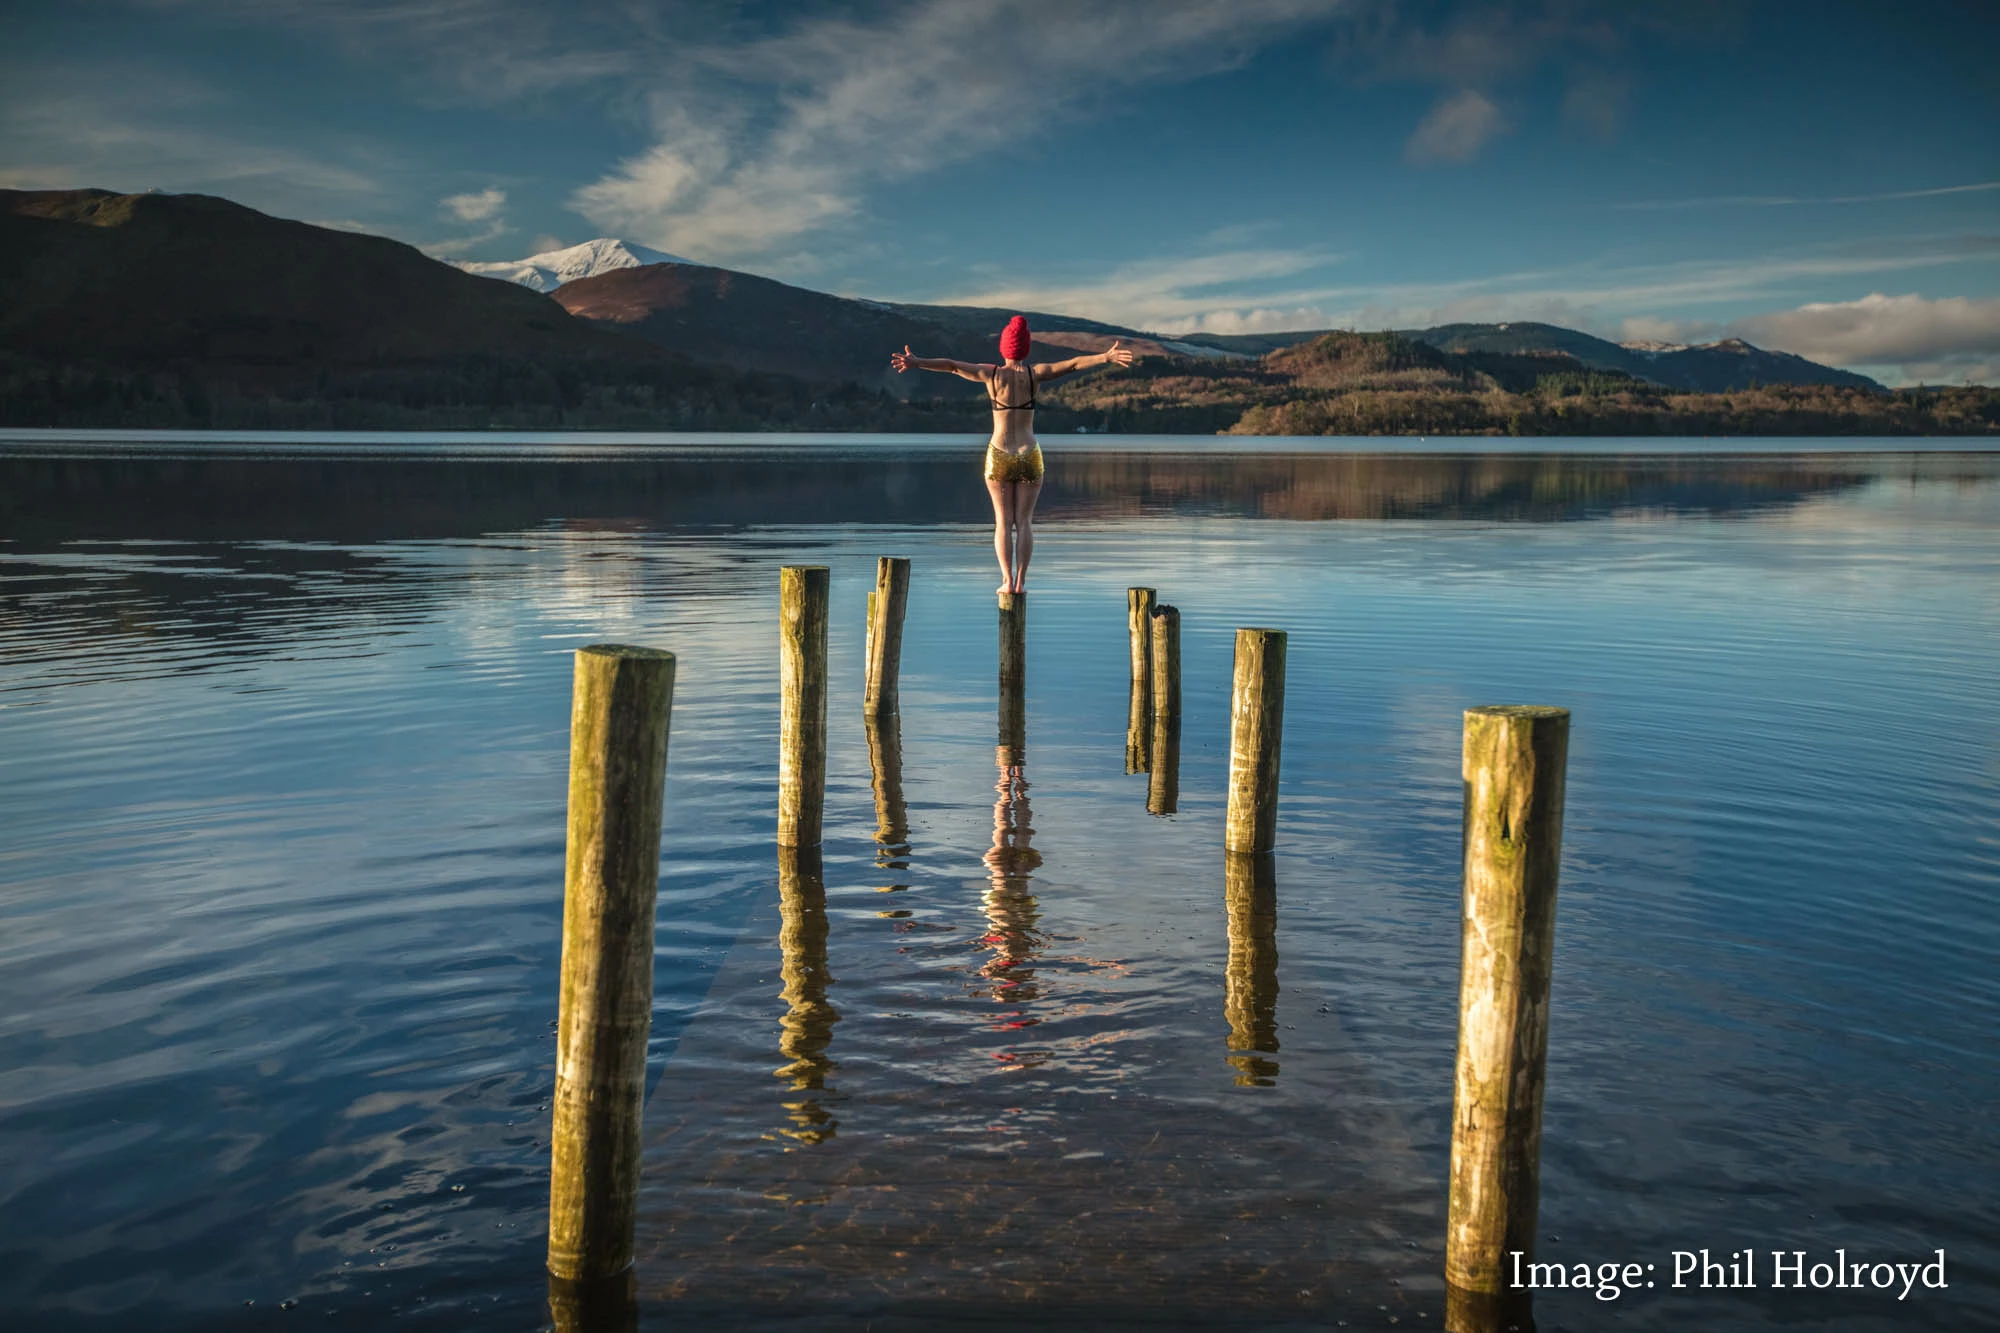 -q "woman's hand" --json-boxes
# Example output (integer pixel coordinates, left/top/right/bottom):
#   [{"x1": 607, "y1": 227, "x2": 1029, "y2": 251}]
[
  {"x1": 890, "y1": 345, "x2": 918, "y2": 373},
  {"x1": 1103, "y1": 340, "x2": 1135, "y2": 368}
]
